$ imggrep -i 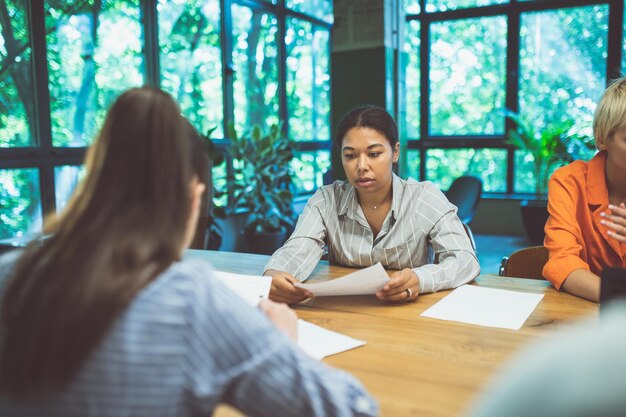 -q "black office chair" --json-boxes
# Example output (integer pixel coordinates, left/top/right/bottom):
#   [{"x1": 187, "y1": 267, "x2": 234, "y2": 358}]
[{"x1": 445, "y1": 176, "x2": 482, "y2": 225}]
